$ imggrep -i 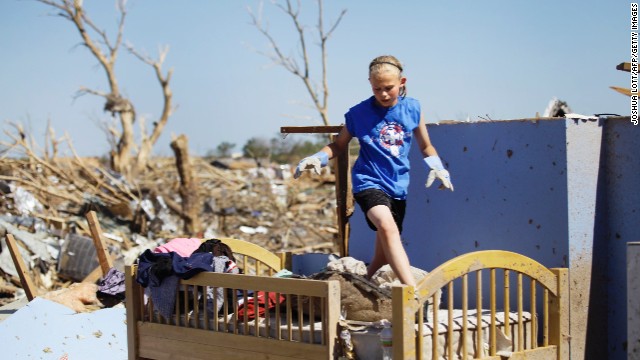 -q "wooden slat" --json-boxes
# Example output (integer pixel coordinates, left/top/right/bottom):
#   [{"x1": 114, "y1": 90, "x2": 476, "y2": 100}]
[
  {"x1": 476, "y1": 346, "x2": 558, "y2": 360},
  {"x1": 124, "y1": 265, "x2": 142, "y2": 360},
  {"x1": 280, "y1": 126, "x2": 343, "y2": 134},
  {"x1": 137, "y1": 323, "x2": 330, "y2": 360},
  {"x1": 447, "y1": 281, "x2": 454, "y2": 358},
  {"x1": 240, "y1": 289, "x2": 247, "y2": 334},
  {"x1": 517, "y1": 273, "x2": 524, "y2": 351},
  {"x1": 192, "y1": 285, "x2": 200, "y2": 329},
  {"x1": 286, "y1": 294, "x2": 293, "y2": 341},
  {"x1": 5, "y1": 234, "x2": 38, "y2": 301},
  {"x1": 490, "y1": 268, "x2": 497, "y2": 355},
  {"x1": 416, "y1": 297, "x2": 424, "y2": 359},
  {"x1": 610, "y1": 86, "x2": 633, "y2": 97},
  {"x1": 504, "y1": 270, "x2": 511, "y2": 340},
  {"x1": 86, "y1": 210, "x2": 113, "y2": 275},
  {"x1": 297, "y1": 294, "x2": 303, "y2": 341},
  {"x1": 462, "y1": 274, "x2": 468, "y2": 360},
  {"x1": 308, "y1": 297, "x2": 315, "y2": 343},
  {"x1": 432, "y1": 290, "x2": 440, "y2": 360},
  {"x1": 531, "y1": 278, "x2": 537, "y2": 349},
  {"x1": 204, "y1": 286, "x2": 210, "y2": 331},
  {"x1": 616, "y1": 62, "x2": 631, "y2": 72},
  {"x1": 332, "y1": 132, "x2": 351, "y2": 257},
  {"x1": 476, "y1": 270, "x2": 483, "y2": 358},
  {"x1": 181, "y1": 273, "x2": 331, "y2": 297},
  {"x1": 254, "y1": 294, "x2": 260, "y2": 337},
  {"x1": 543, "y1": 288, "x2": 549, "y2": 346},
  {"x1": 275, "y1": 292, "x2": 282, "y2": 340}
]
